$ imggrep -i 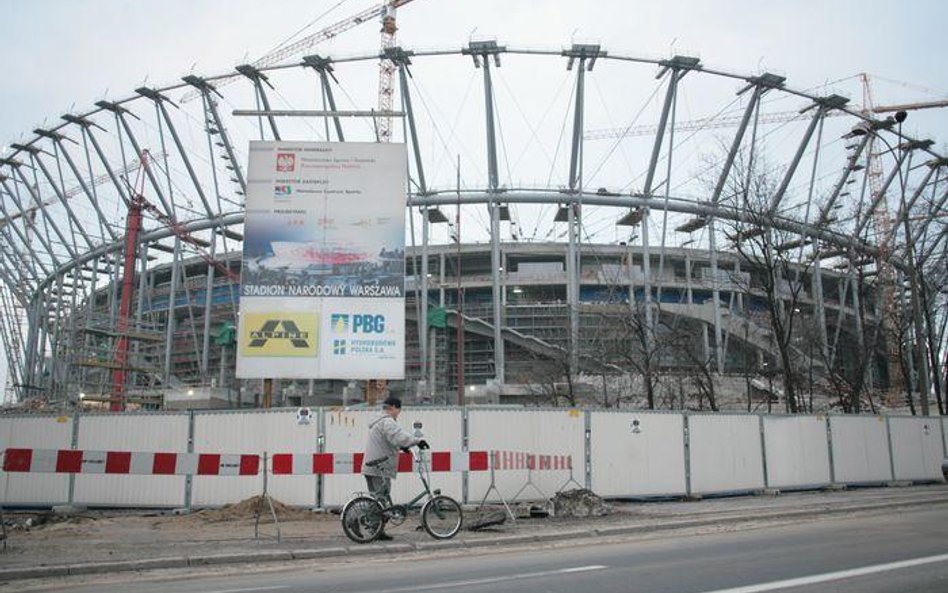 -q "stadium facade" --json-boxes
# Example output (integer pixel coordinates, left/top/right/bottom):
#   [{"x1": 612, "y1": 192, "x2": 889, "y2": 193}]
[{"x1": 1, "y1": 43, "x2": 945, "y2": 412}]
